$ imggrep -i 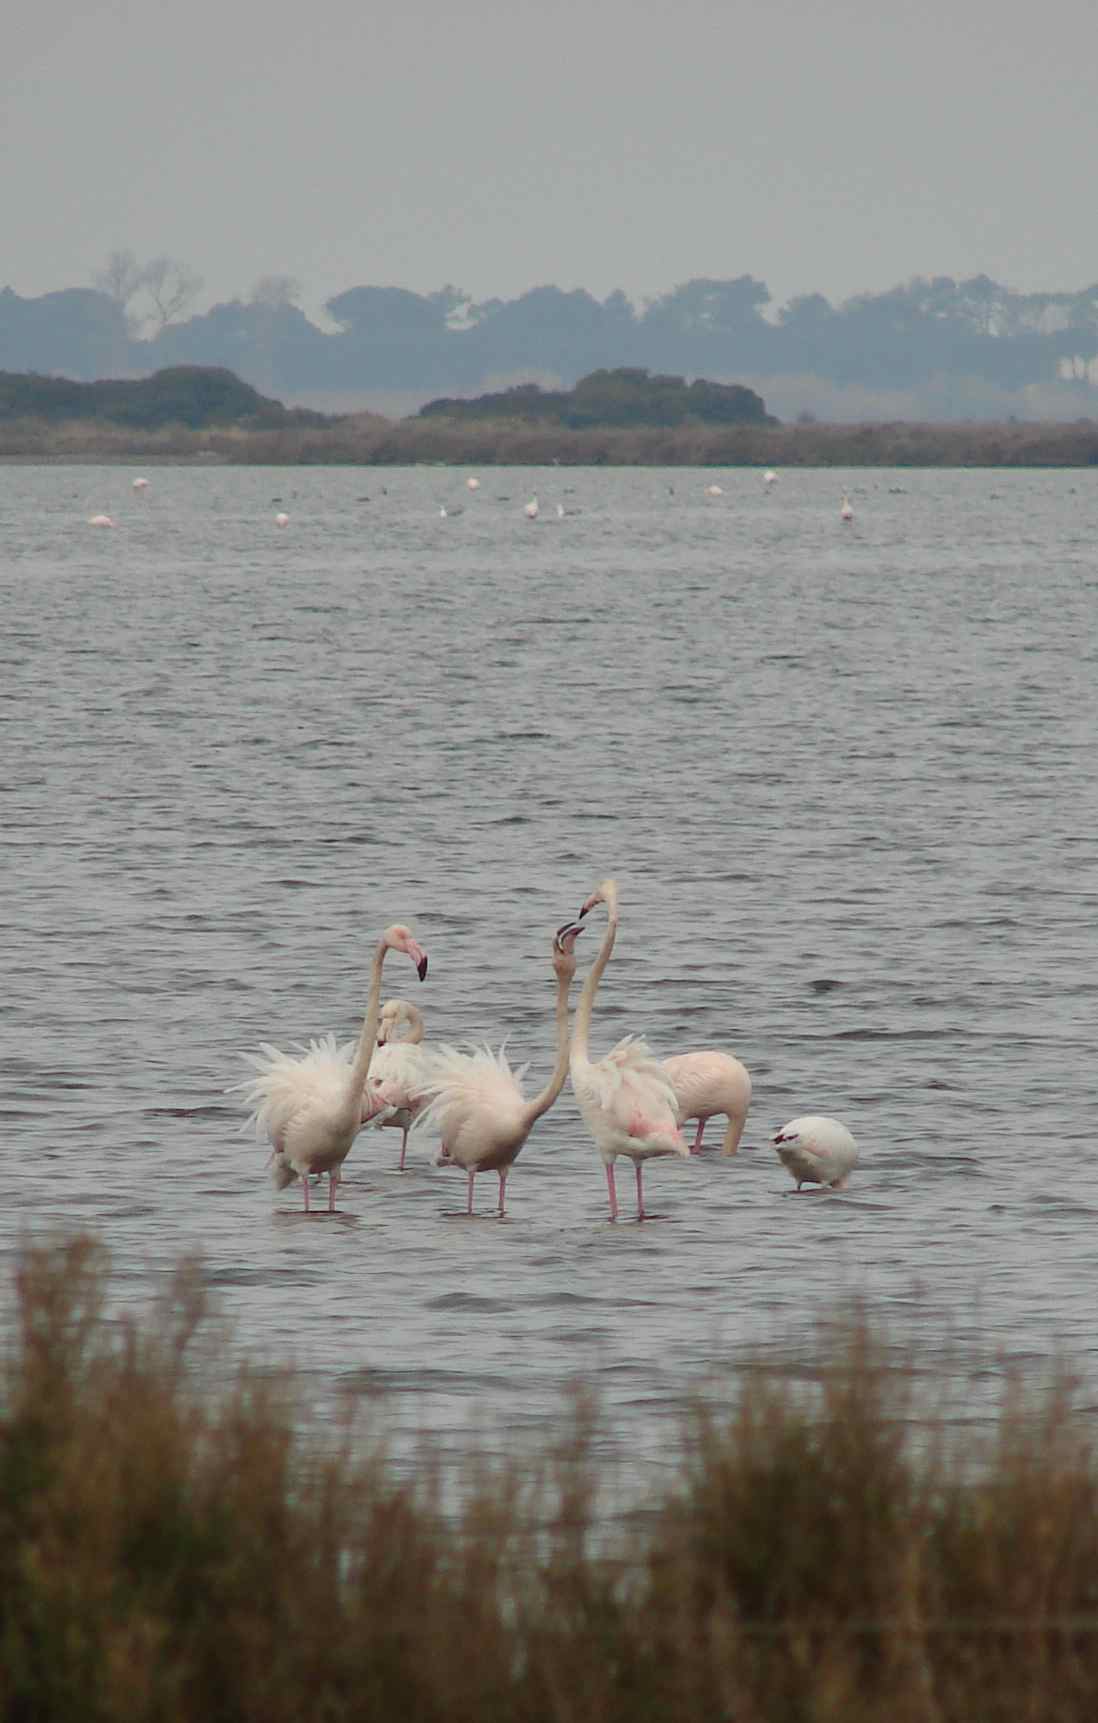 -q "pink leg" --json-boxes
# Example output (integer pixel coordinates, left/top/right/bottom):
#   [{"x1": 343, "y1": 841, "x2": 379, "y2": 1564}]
[
  {"x1": 635, "y1": 1162, "x2": 647, "y2": 1220},
  {"x1": 691, "y1": 1118, "x2": 706, "y2": 1154},
  {"x1": 605, "y1": 1162, "x2": 618, "y2": 1221},
  {"x1": 497, "y1": 1171, "x2": 508, "y2": 1217},
  {"x1": 466, "y1": 1170, "x2": 476, "y2": 1215},
  {"x1": 328, "y1": 1168, "x2": 338, "y2": 1211},
  {"x1": 301, "y1": 1175, "x2": 310, "y2": 1212},
  {"x1": 398, "y1": 1128, "x2": 409, "y2": 1172}
]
